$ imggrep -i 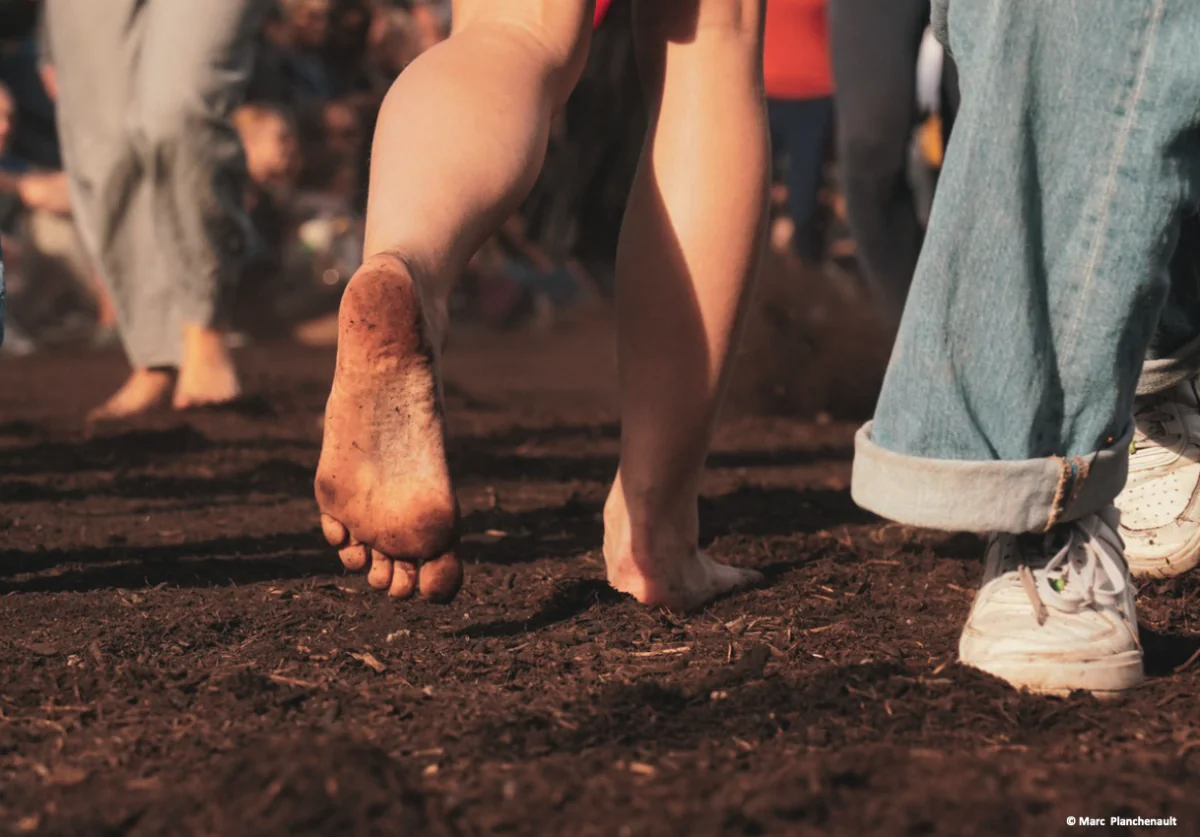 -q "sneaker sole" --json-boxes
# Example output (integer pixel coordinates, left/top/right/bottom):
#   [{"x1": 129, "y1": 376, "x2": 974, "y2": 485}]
[
  {"x1": 960, "y1": 650, "x2": 1144, "y2": 696},
  {"x1": 1125, "y1": 538, "x2": 1200, "y2": 579}
]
